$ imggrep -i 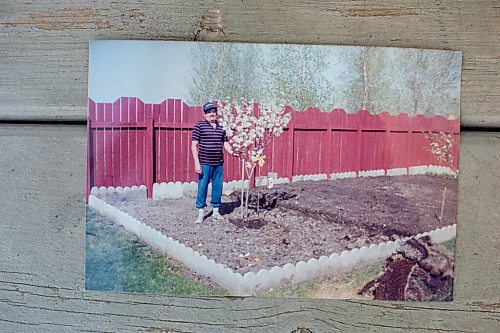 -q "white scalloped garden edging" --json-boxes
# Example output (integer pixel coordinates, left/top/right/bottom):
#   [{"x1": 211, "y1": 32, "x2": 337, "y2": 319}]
[
  {"x1": 292, "y1": 174, "x2": 329, "y2": 182},
  {"x1": 387, "y1": 168, "x2": 407, "y2": 176},
  {"x1": 88, "y1": 195, "x2": 457, "y2": 296},
  {"x1": 409, "y1": 165, "x2": 456, "y2": 176},
  {"x1": 153, "y1": 180, "x2": 251, "y2": 200},
  {"x1": 90, "y1": 185, "x2": 148, "y2": 201},
  {"x1": 359, "y1": 169, "x2": 385, "y2": 177},
  {"x1": 427, "y1": 165, "x2": 457, "y2": 176},
  {"x1": 330, "y1": 171, "x2": 357, "y2": 180},
  {"x1": 89, "y1": 165, "x2": 456, "y2": 200}
]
